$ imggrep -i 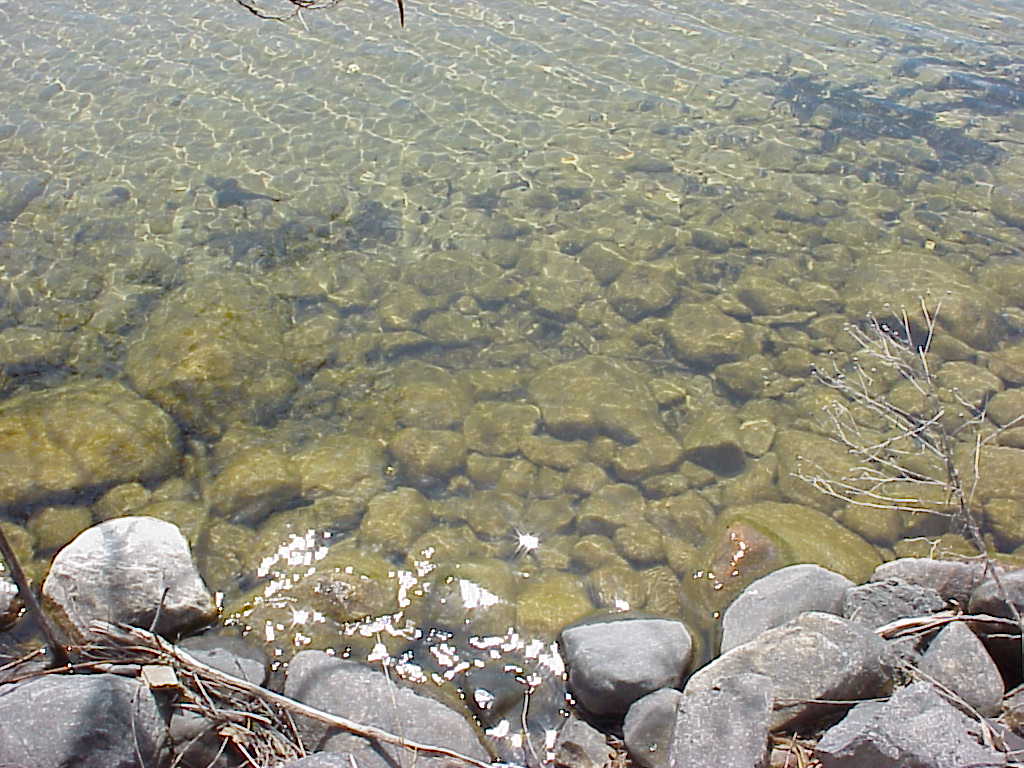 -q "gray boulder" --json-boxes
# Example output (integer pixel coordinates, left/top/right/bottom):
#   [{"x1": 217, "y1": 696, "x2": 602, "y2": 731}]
[
  {"x1": 284, "y1": 650, "x2": 488, "y2": 768},
  {"x1": 969, "y1": 568, "x2": 1024, "y2": 620},
  {"x1": 720, "y1": 564, "x2": 853, "y2": 652},
  {"x1": 669, "y1": 673, "x2": 773, "y2": 768},
  {"x1": 843, "y1": 578, "x2": 946, "y2": 630},
  {"x1": 918, "y1": 621, "x2": 1003, "y2": 716},
  {"x1": 0, "y1": 673, "x2": 171, "y2": 767},
  {"x1": 43, "y1": 517, "x2": 217, "y2": 642},
  {"x1": 685, "y1": 612, "x2": 893, "y2": 731},
  {"x1": 279, "y1": 756, "x2": 356, "y2": 768},
  {"x1": 871, "y1": 558, "x2": 986, "y2": 607},
  {"x1": 623, "y1": 688, "x2": 683, "y2": 768},
  {"x1": 560, "y1": 616, "x2": 693, "y2": 719},
  {"x1": 815, "y1": 682, "x2": 1007, "y2": 767}
]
